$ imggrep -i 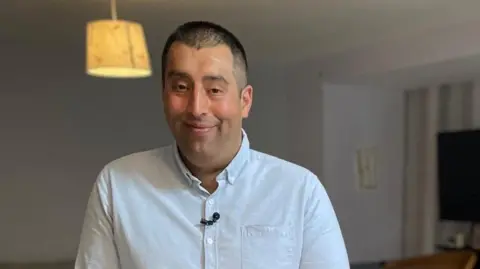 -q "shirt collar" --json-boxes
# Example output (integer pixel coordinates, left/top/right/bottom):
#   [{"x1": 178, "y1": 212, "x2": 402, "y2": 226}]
[{"x1": 172, "y1": 129, "x2": 250, "y2": 185}]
